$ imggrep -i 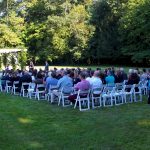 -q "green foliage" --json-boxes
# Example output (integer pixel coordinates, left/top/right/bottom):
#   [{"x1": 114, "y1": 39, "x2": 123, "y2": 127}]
[
  {"x1": 10, "y1": 54, "x2": 16, "y2": 70},
  {"x1": 2, "y1": 53, "x2": 8, "y2": 67},
  {"x1": 0, "y1": 24, "x2": 23, "y2": 48},
  {"x1": 24, "y1": 0, "x2": 94, "y2": 63},
  {"x1": 87, "y1": 0, "x2": 123, "y2": 64},
  {"x1": 18, "y1": 51, "x2": 27, "y2": 70},
  {"x1": 120, "y1": 0, "x2": 150, "y2": 64},
  {"x1": 0, "y1": 55, "x2": 2, "y2": 70},
  {"x1": 0, "y1": 0, "x2": 149, "y2": 66}
]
